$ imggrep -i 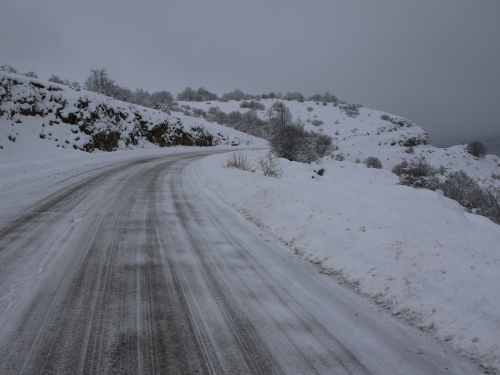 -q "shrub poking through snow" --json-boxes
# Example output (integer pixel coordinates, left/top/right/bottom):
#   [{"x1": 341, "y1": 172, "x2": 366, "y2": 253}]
[
  {"x1": 311, "y1": 119, "x2": 324, "y2": 126},
  {"x1": 312, "y1": 133, "x2": 335, "y2": 158},
  {"x1": 255, "y1": 152, "x2": 283, "y2": 178},
  {"x1": 437, "y1": 171, "x2": 500, "y2": 224},
  {"x1": 223, "y1": 152, "x2": 253, "y2": 171},
  {"x1": 364, "y1": 156, "x2": 383, "y2": 169},
  {"x1": 466, "y1": 141, "x2": 487, "y2": 158},
  {"x1": 239, "y1": 100, "x2": 265, "y2": 110},
  {"x1": 439, "y1": 170, "x2": 485, "y2": 211},
  {"x1": 270, "y1": 120, "x2": 334, "y2": 164},
  {"x1": 483, "y1": 186, "x2": 500, "y2": 224},
  {"x1": 393, "y1": 157, "x2": 438, "y2": 190},
  {"x1": 334, "y1": 152, "x2": 345, "y2": 161}
]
